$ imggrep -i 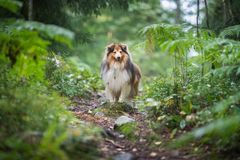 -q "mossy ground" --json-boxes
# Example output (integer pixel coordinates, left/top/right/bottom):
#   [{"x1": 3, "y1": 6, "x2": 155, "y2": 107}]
[{"x1": 92, "y1": 102, "x2": 136, "y2": 117}]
